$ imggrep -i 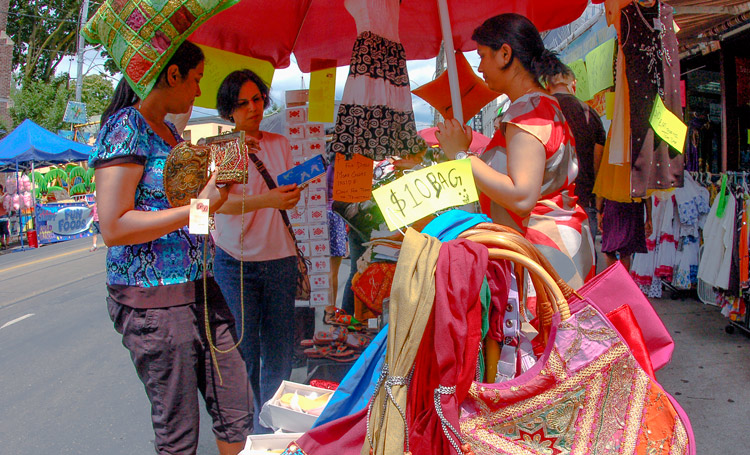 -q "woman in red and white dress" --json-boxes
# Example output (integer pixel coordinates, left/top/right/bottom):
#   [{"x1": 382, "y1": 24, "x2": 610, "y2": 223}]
[{"x1": 437, "y1": 13, "x2": 595, "y2": 289}]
